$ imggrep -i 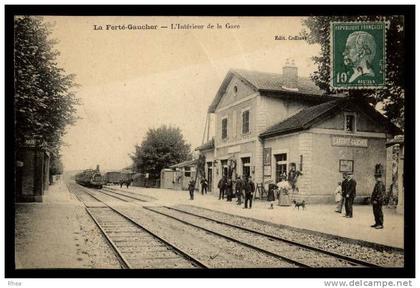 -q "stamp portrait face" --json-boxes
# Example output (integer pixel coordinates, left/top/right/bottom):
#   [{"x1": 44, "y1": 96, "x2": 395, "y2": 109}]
[{"x1": 331, "y1": 22, "x2": 386, "y2": 89}]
